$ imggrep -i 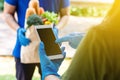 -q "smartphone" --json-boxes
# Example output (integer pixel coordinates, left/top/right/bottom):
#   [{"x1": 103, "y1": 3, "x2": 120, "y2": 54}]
[{"x1": 35, "y1": 25, "x2": 63, "y2": 60}]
